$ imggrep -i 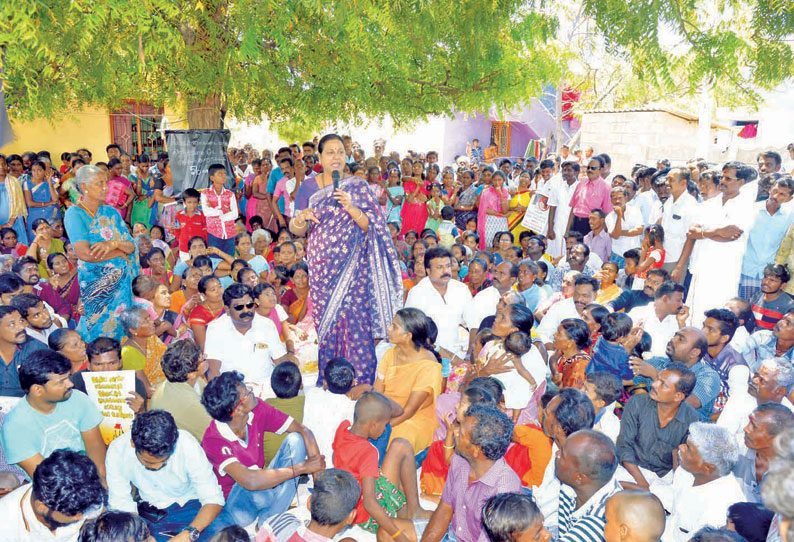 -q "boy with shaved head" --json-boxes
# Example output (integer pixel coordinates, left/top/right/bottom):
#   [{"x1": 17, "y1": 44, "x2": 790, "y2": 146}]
[{"x1": 604, "y1": 490, "x2": 666, "y2": 542}]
